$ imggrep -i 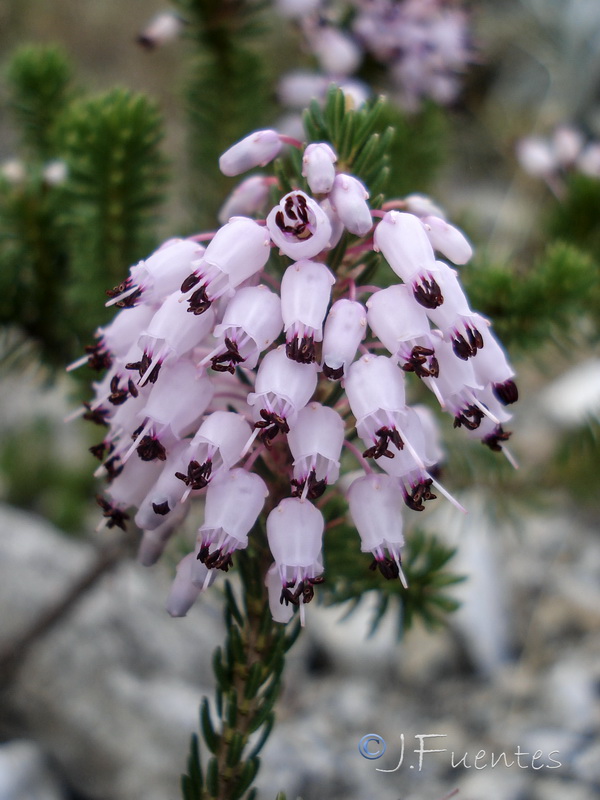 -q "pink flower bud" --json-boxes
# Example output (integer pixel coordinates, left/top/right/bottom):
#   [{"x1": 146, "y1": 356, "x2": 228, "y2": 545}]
[
  {"x1": 281, "y1": 260, "x2": 335, "y2": 363},
  {"x1": 302, "y1": 143, "x2": 337, "y2": 194},
  {"x1": 347, "y1": 473, "x2": 405, "y2": 581},
  {"x1": 218, "y1": 175, "x2": 273, "y2": 224},
  {"x1": 137, "y1": 12, "x2": 184, "y2": 49},
  {"x1": 403, "y1": 194, "x2": 446, "y2": 219},
  {"x1": 329, "y1": 173, "x2": 372, "y2": 236},
  {"x1": 321, "y1": 298, "x2": 367, "y2": 379},
  {"x1": 421, "y1": 216, "x2": 473, "y2": 265},
  {"x1": 196, "y1": 469, "x2": 268, "y2": 571},
  {"x1": 287, "y1": 402, "x2": 345, "y2": 496},
  {"x1": 219, "y1": 130, "x2": 283, "y2": 177},
  {"x1": 267, "y1": 191, "x2": 333, "y2": 259},
  {"x1": 310, "y1": 27, "x2": 362, "y2": 76}
]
